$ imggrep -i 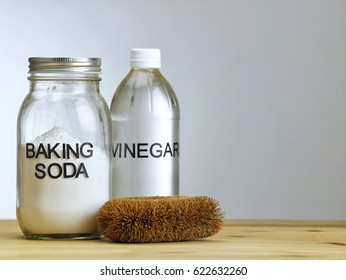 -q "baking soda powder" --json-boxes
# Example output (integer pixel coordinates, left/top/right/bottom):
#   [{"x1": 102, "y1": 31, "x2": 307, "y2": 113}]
[{"x1": 17, "y1": 127, "x2": 110, "y2": 235}]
